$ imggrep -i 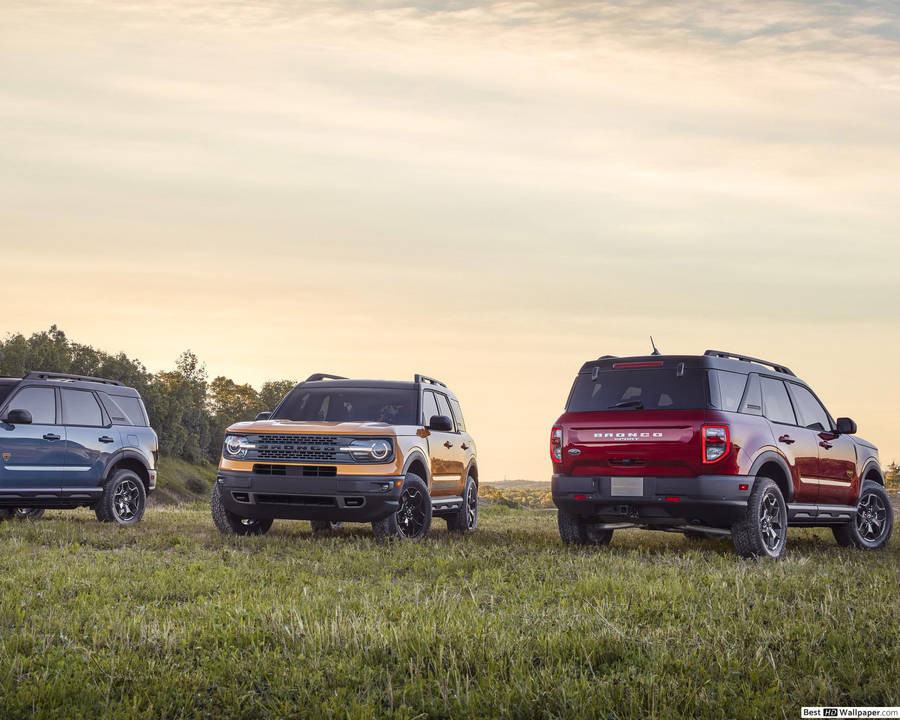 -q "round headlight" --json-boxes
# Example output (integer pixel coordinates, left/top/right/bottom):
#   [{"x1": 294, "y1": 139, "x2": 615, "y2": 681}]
[
  {"x1": 370, "y1": 440, "x2": 391, "y2": 460},
  {"x1": 225, "y1": 435, "x2": 249, "y2": 458}
]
